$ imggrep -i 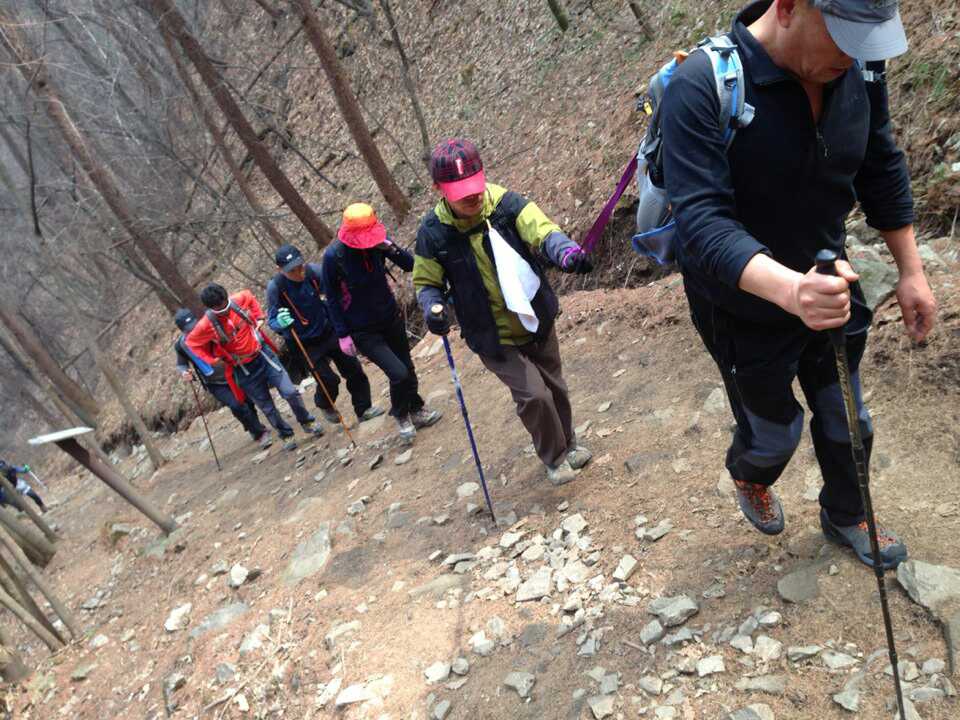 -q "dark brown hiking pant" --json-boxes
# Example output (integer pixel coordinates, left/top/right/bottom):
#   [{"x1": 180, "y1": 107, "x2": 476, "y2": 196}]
[{"x1": 479, "y1": 328, "x2": 574, "y2": 468}]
